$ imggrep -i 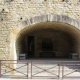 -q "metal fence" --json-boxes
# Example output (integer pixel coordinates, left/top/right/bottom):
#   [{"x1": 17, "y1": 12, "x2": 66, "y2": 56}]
[
  {"x1": 31, "y1": 60, "x2": 60, "y2": 79},
  {"x1": 62, "y1": 61, "x2": 80, "y2": 79},
  {"x1": 0, "y1": 60, "x2": 80, "y2": 79},
  {"x1": 0, "y1": 60, "x2": 29, "y2": 79}
]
